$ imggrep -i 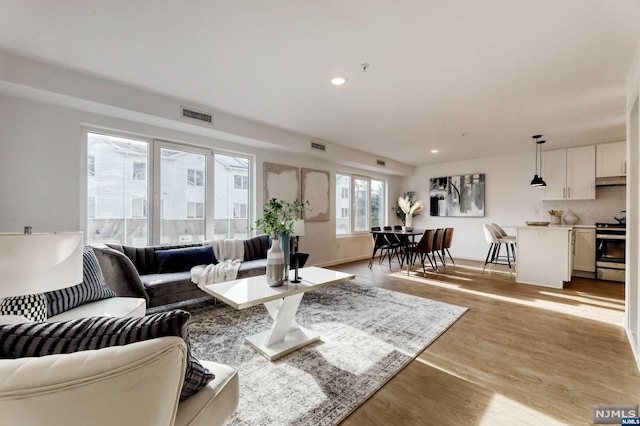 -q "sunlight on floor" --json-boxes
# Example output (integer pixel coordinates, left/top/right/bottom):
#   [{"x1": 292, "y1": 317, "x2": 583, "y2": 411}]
[
  {"x1": 479, "y1": 393, "x2": 566, "y2": 426},
  {"x1": 387, "y1": 265, "x2": 624, "y2": 325},
  {"x1": 414, "y1": 357, "x2": 567, "y2": 425}
]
